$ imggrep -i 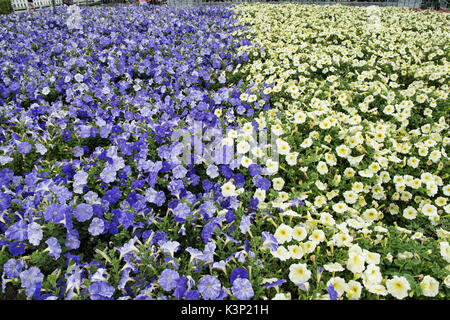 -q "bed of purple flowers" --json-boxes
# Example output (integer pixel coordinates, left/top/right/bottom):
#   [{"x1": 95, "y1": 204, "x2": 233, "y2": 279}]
[{"x1": 0, "y1": 5, "x2": 278, "y2": 300}]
